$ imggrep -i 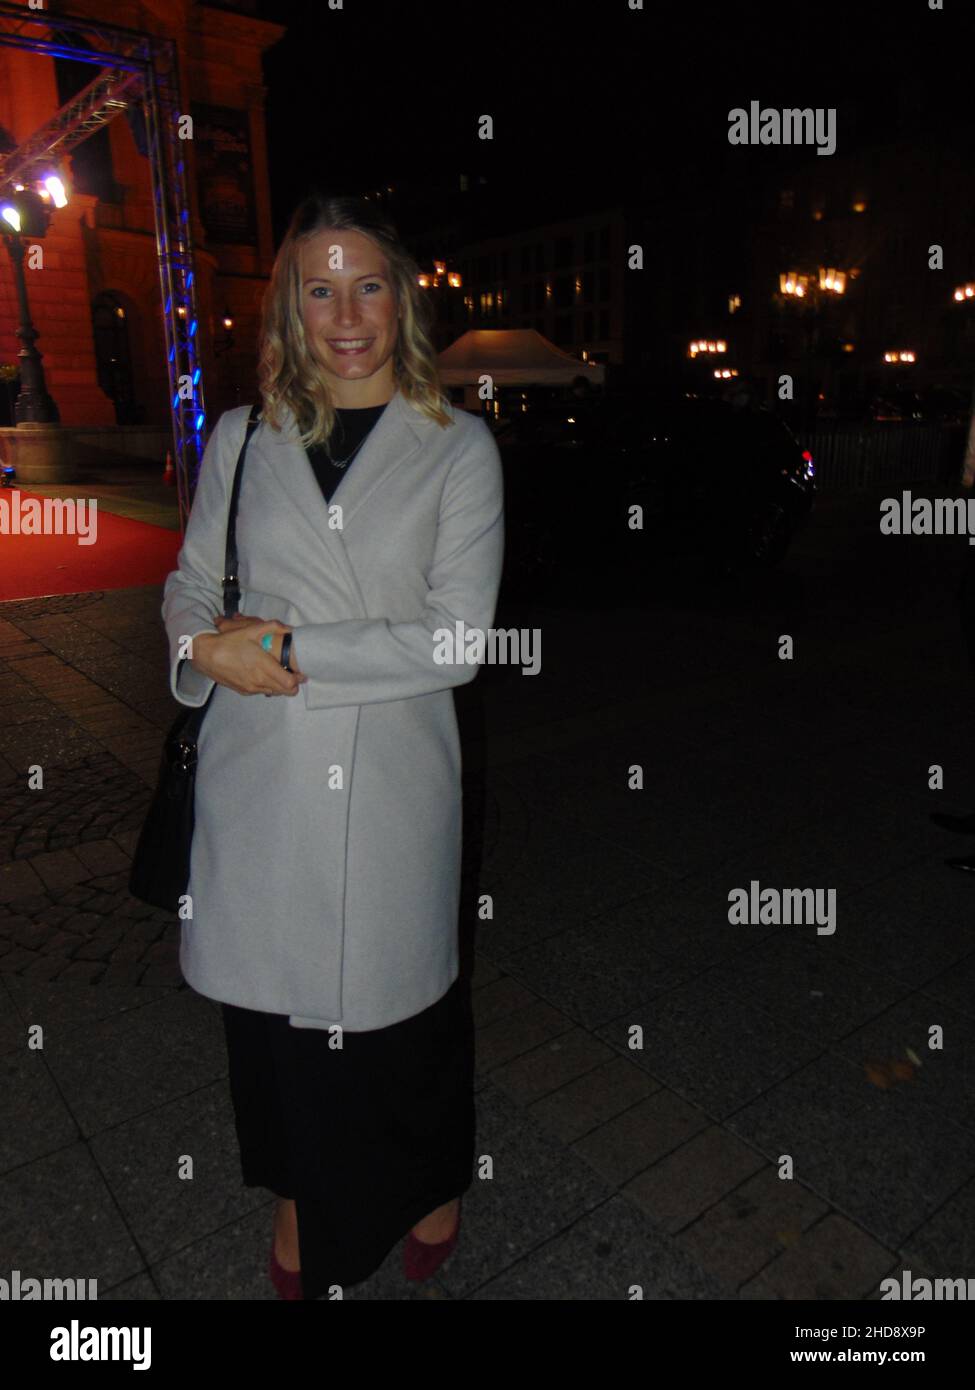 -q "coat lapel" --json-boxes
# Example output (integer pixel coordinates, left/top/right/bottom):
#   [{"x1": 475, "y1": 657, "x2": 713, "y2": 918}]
[{"x1": 255, "y1": 386, "x2": 424, "y2": 608}]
